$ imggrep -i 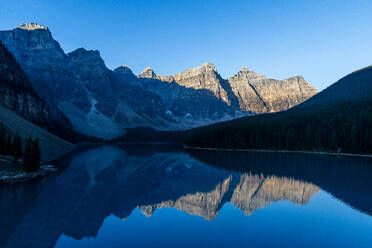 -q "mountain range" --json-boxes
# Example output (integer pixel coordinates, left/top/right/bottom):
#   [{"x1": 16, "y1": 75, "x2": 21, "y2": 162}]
[
  {"x1": 0, "y1": 146, "x2": 320, "y2": 247},
  {"x1": 2, "y1": 144, "x2": 372, "y2": 248},
  {"x1": 183, "y1": 64, "x2": 372, "y2": 154},
  {"x1": 0, "y1": 23, "x2": 317, "y2": 139}
]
